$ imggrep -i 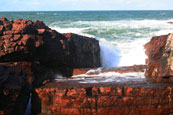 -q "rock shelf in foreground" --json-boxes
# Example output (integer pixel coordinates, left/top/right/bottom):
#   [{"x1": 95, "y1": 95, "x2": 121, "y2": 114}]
[
  {"x1": 35, "y1": 76, "x2": 173, "y2": 115},
  {"x1": 35, "y1": 66, "x2": 173, "y2": 115}
]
